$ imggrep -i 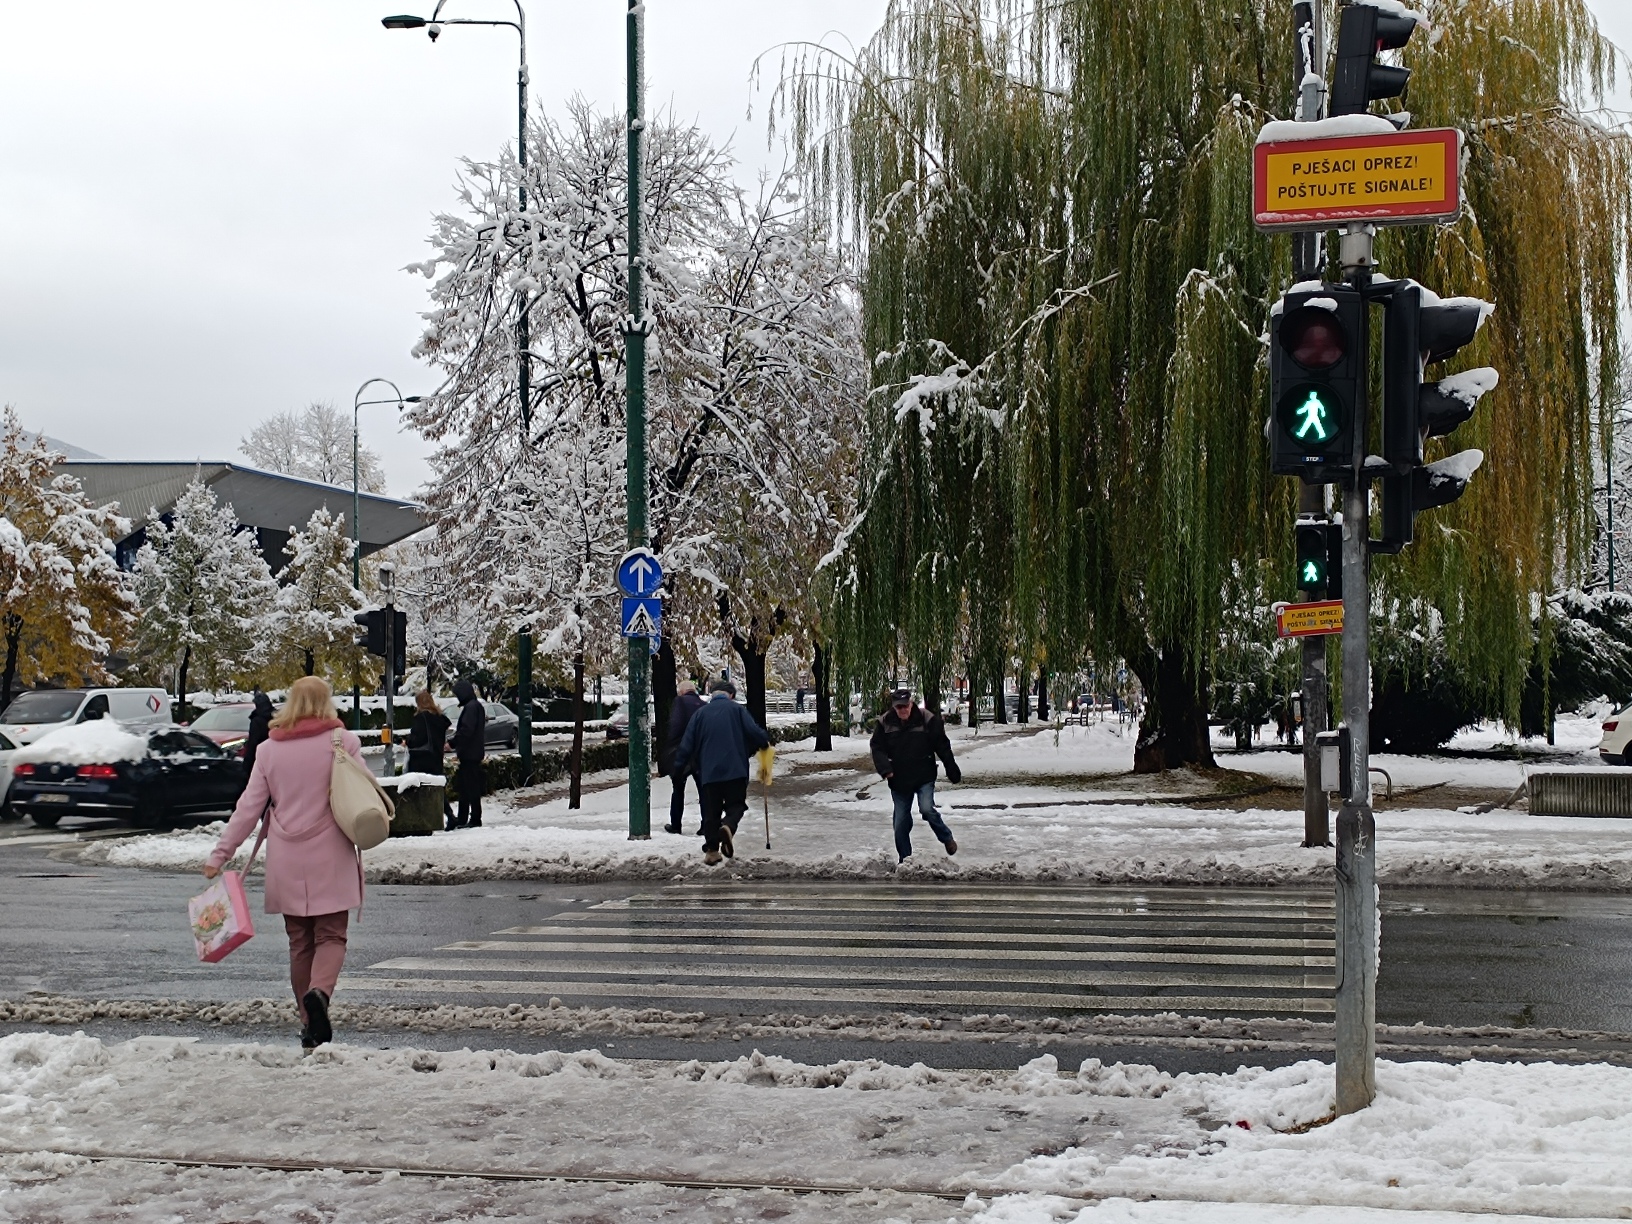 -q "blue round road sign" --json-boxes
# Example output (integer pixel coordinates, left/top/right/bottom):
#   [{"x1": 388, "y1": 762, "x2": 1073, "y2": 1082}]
[{"x1": 616, "y1": 548, "x2": 664, "y2": 596}]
